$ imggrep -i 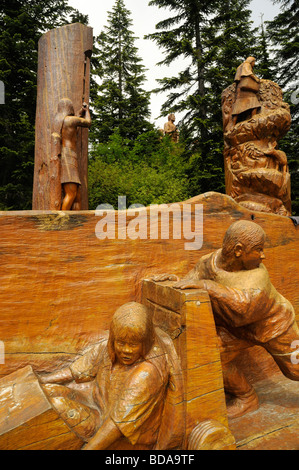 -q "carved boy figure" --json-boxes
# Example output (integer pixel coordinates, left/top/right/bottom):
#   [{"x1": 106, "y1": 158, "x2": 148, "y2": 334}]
[
  {"x1": 164, "y1": 113, "x2": 179, "y2": 142},
  {"x1": 39, "y1": 302, "x2": 184, "y2": 450},
  {"x1": 231, "y1": 57, "x2": 261, "y2": 127},
  {"x1": 52, "y1": 98, "x2": 91, "y2": 211},
  {"x1": 153, "y1": 221, "x2": 299, "y2": 418}
]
